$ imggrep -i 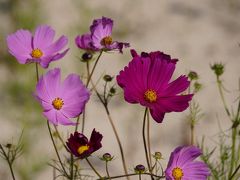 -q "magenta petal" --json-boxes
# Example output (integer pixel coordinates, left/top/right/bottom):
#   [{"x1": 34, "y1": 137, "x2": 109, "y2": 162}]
[
  {"x1": 35, "y1": 76, "x2": 51, "y2": 101},
  {"x1": 149, "y1": 108, "x2": 165, "y2": 123},
  {"x1": 177, "y1": 146, "x2": 202, "y2": 166},
  {"x1": 43, "y1": 110, "x2": 57, "y2": 125},
  {"x1": 157, "y1": 94, "x2": 193, "y2": 112},
  {"x1": 33, "y1": 25, "x2": 55, "y2": 49},
  {"x1": 56, "y1": 112, "x2": 76, "y2": 125},
  {"x1": 163, "y1": 75, "x2": 190, "y2": 96},
  {"x1": 75, "y1": 34, "x2": 96, "y2": 50},
  {"x1": 6, "y1": 29, "x2": 32, "y2": 64}
]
